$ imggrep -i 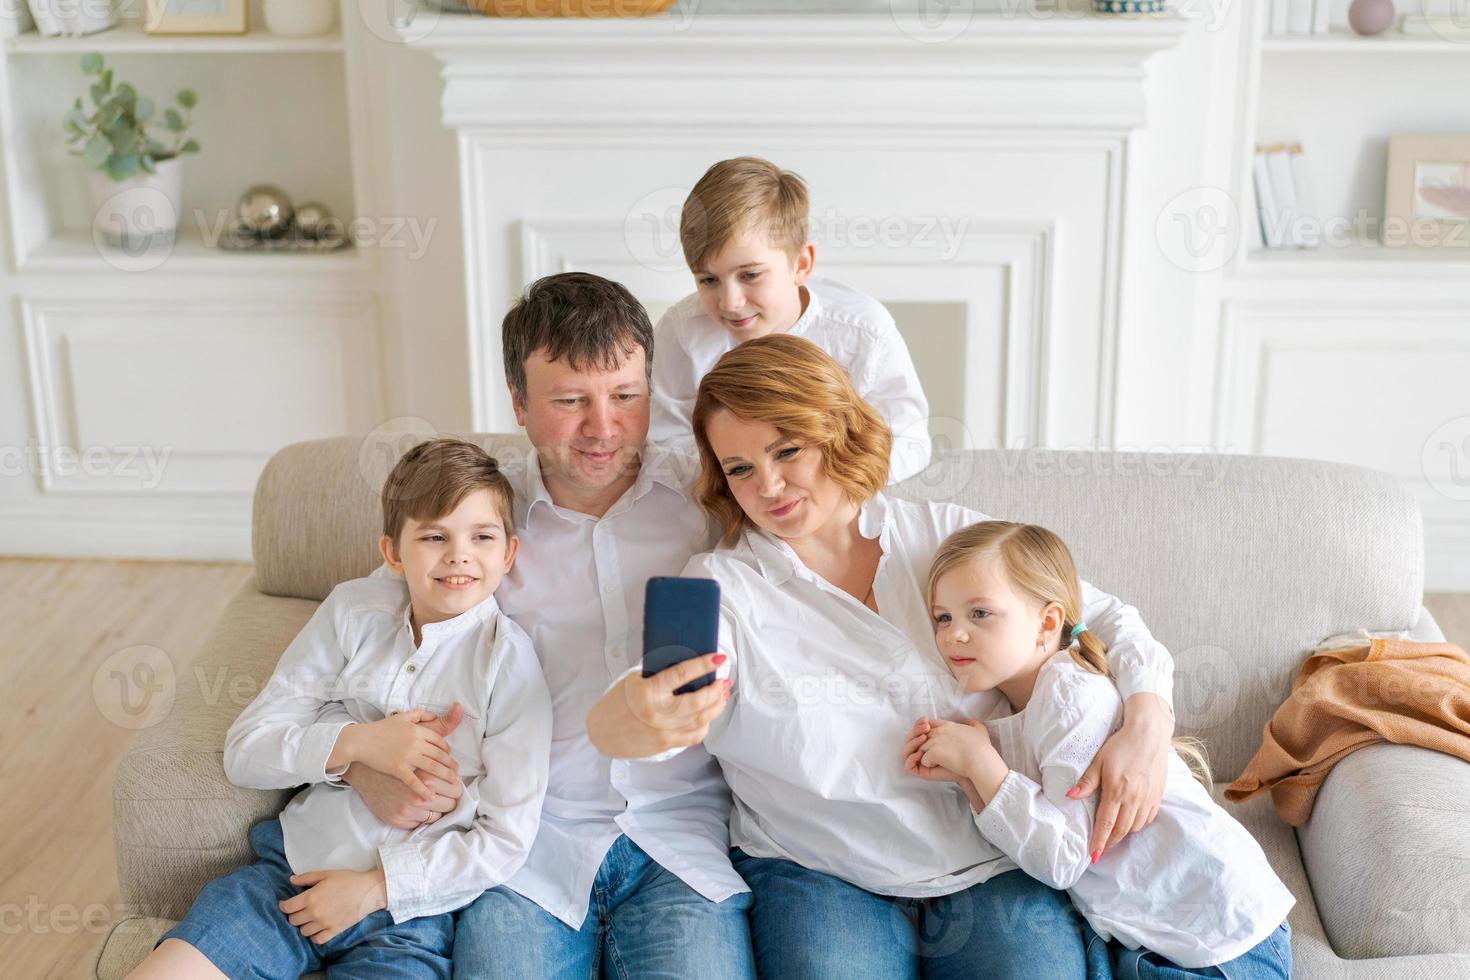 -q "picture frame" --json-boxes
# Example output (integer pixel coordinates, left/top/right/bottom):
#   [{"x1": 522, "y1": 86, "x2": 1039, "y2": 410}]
[
  {"x1": 144, "y1": 0, "x2": 248, "y2": 35},
  {"x1": 1383, "y1": 133, "x2": 1470, "y2": 250}
]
